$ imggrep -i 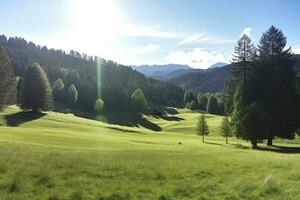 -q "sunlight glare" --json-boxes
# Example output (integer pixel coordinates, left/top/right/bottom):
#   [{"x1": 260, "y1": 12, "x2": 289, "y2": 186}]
[{"x1": 65, "y1": 0, "x2": 126, "y2": 55}]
